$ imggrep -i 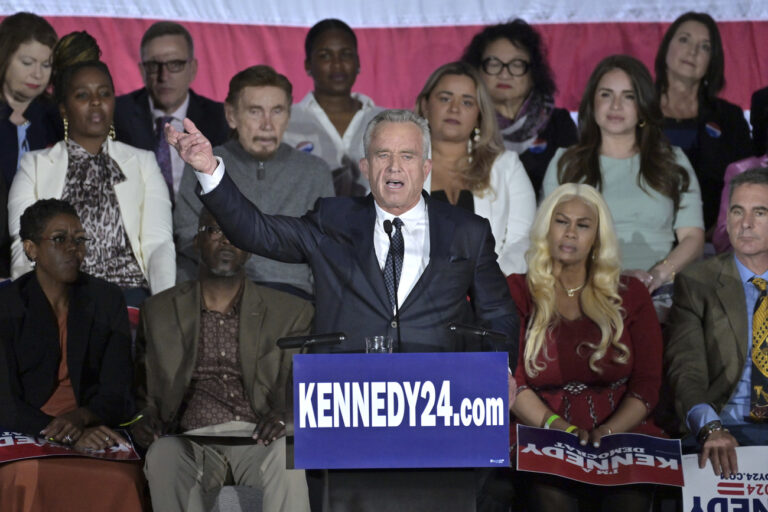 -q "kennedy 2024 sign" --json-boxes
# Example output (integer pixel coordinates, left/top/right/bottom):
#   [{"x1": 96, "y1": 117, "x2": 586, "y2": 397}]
[
  {"x1": 292, "y1": 352, "x2": 509, "y2": 469},
  {"x1": 516, "y1": 425, "x2": 684, "y2": 486}
]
